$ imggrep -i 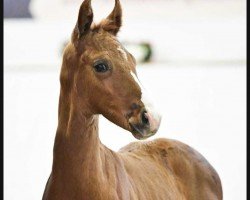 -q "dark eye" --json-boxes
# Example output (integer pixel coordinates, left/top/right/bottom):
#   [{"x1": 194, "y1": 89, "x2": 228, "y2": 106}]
[{"x1": 93, "y1": 62, "x2": 109, "y2": 73}]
